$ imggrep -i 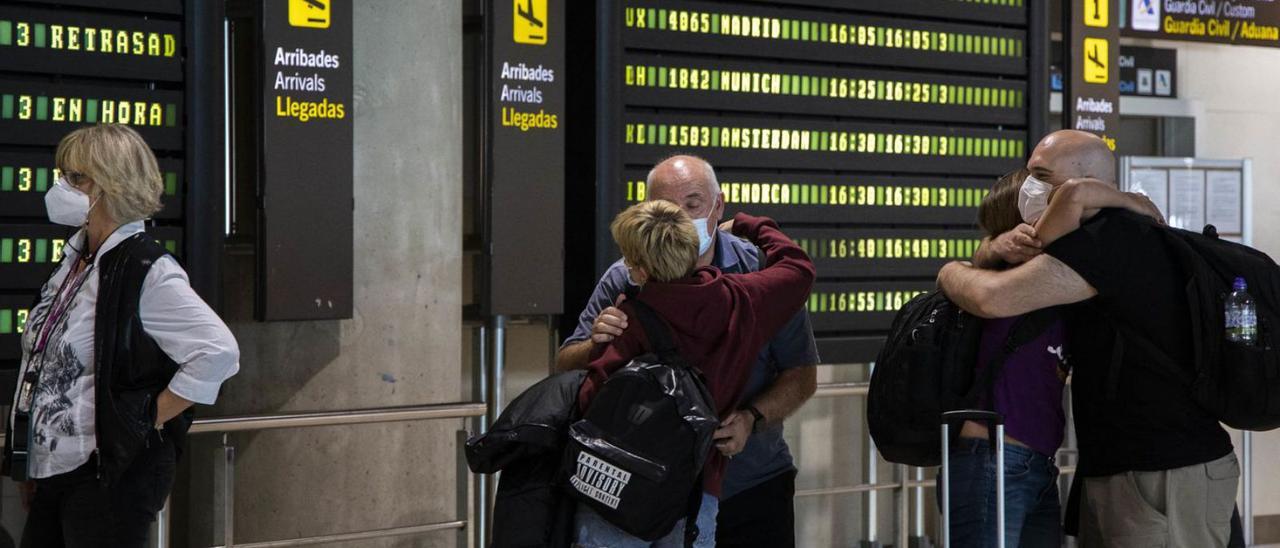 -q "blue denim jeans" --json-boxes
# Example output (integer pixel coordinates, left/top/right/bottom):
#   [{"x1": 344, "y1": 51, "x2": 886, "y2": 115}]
[
  {"x1": 574, "y1": 493, "x2": 718, "y2": 548},
  {"x1": 937, "y1": 438, "x2": 1062, "y2": 548}
]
